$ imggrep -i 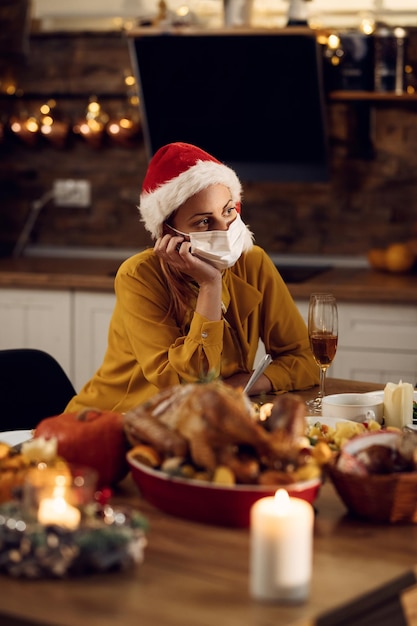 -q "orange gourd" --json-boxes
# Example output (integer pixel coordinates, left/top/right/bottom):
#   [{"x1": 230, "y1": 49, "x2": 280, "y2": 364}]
[{"x1": 35, "y1": 409, "x2": 129, "y2": 488}]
